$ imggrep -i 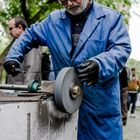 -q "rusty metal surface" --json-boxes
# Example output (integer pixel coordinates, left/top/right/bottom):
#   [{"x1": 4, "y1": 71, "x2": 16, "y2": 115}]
[
  {"x1": 0, "y1": 99, "x2": 78, "y2": 140},
  {"x1": 0, "y1": 83, "x2": 54, "y2": 102},
  {"x1": 0, "y1": 69, "x2": 79, "y2": 140},
  {"x1": 0, "y1": 95, "x2": 41, "y2": 102},
  {"x1": 40, "y1": 80, "x2": 55, "y2": 94},
  {"x1": 0, "y1": 90, "x2": 41, "y2": 102}
]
